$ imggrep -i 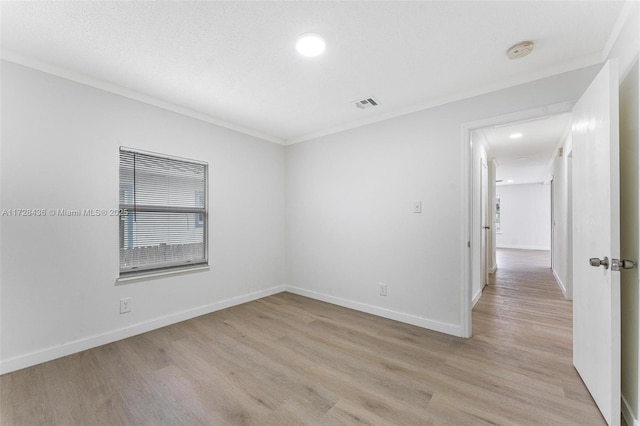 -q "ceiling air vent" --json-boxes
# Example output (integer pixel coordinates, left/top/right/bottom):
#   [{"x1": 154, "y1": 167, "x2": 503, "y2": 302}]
[{"x1": 355, "y1": 97, "x2": 380, "y2": 110}]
